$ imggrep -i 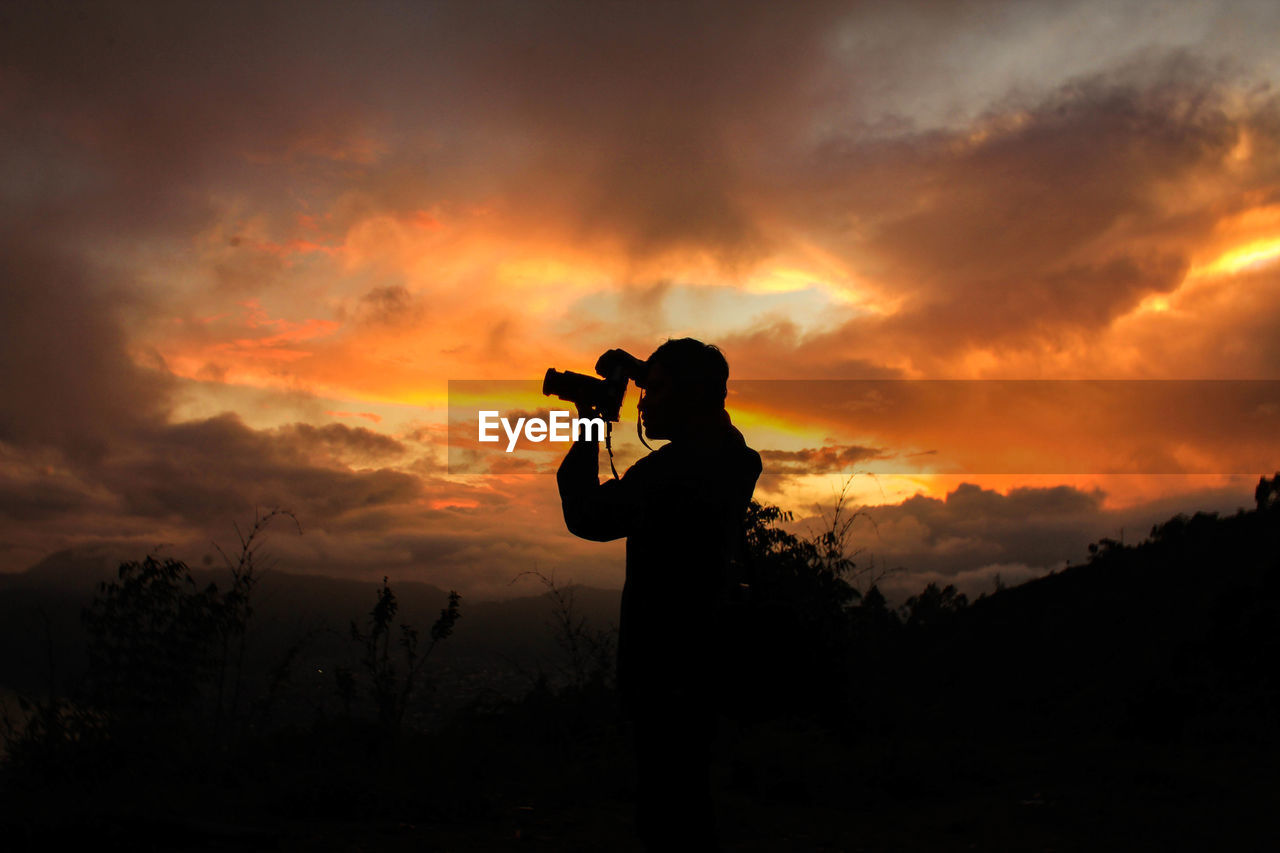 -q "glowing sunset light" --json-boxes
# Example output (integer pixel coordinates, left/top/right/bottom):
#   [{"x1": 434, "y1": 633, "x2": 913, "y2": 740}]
[
  {"x1": 1193, "y1": 236, "x2": 1280, "y2": 278},
  {"x1": 9, "y1": 9, "x2": 1280, "y2": 840},
  {"x1": 1133, "y1": 294, "x2": 1173, "y2": 315},
  {"x1": 429, "y1": 498, "x2": 480, "y2": 511},
  {"x1": 746, "y1": 267, "x2": 849, "y2": 298},
  {"x1": 725, "y1": 403, "x2": 834, "y2": 447},
  {"x1": 3, "y1": 0, "x2": 1277, "y2": 602}
]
